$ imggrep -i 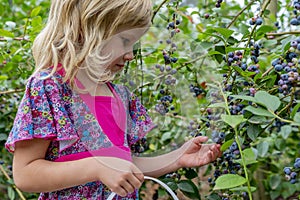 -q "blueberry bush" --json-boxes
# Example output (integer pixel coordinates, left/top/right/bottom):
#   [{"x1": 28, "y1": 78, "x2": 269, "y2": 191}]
[{"x1": 1, "y1": 0, "x2": 300, "y2": 199}]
